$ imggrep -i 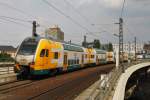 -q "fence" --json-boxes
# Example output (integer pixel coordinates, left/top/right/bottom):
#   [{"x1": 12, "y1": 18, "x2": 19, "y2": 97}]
[
  {"x1": 0, "y1": 62, "x2": 14, "y2": 75},
  {"x1": 88, "y1": 60, "x2": 150, "y2": 100}
]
